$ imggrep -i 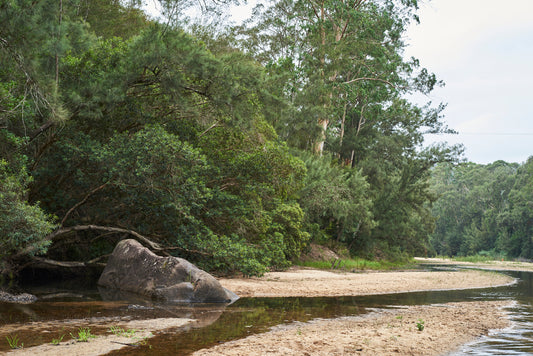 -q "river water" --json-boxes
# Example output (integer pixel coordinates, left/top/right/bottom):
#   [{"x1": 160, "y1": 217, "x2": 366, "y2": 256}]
[
  {"x1": 453, "y1": 270, "x2": 533, "y2": 355},
  {"x1": 1, "y1": 267, "x2": 533, "y2": 354}
]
